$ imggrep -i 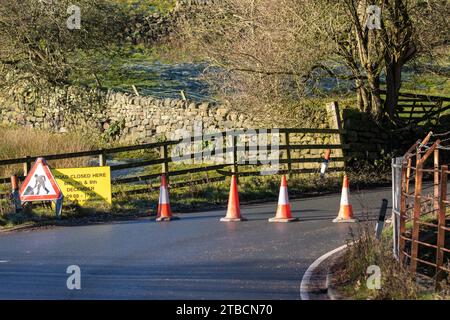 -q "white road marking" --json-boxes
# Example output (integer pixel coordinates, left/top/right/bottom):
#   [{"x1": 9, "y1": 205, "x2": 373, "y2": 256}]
[
  {"x1": 0, "y1": 260, "x2": 9, "y2": 263},
  {"x1": 299, "y1": 244, "x2": 348, "y2": 300}
]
